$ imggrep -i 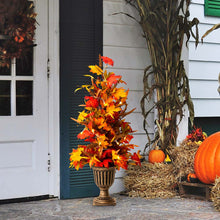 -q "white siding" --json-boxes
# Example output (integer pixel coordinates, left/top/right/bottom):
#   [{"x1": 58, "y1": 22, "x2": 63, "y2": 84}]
[
  {"x1": 189, "y1": 0, "x2": 220, "y2": 117},
  {"x1": 103, "y1": 0, "x2": 154, "y2": 193}
]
